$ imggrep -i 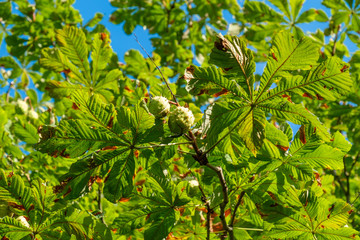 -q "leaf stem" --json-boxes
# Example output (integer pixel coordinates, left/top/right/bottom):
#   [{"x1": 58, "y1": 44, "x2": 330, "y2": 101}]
[
  {"x1": 135, "y1": 141, "x2": 192, "y2": 149},
  {"x1": 134, "y1": 34, "x2": 179, "y2": 105}
]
